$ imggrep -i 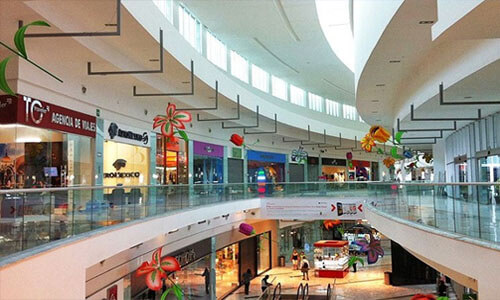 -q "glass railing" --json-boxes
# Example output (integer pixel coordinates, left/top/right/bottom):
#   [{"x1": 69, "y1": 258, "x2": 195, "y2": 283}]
[
  {"x1": 1, "y1": 182, "x2": 500, "y2": 261},
  {"x1": 369, "y1": 182, "x2": 500, "y2": 245}
]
